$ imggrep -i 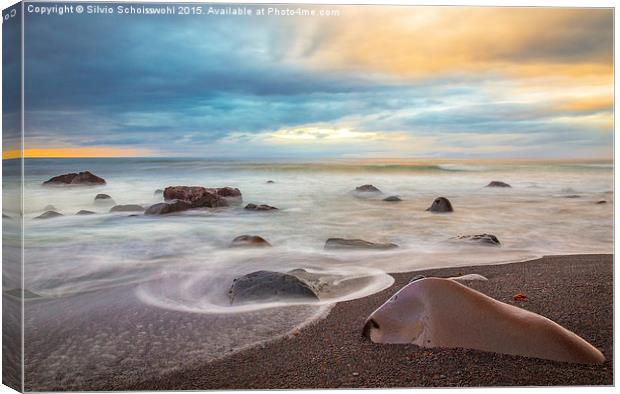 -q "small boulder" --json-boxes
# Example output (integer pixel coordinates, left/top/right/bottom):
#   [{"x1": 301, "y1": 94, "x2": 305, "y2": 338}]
[
  {"x1": 95, "y1": 194, "x2": 112, "y2": 200},
  {"x1": 453, "y1": 234, "x2": 500, "y2": 247},
  {"x1": 35, "y1": 211, "x2": 63, "y2": 220},
  {"x1": 245, "y1": 203, "x2": 278, "y2": 211},
  {"x1": 383, "y1": 196, "x2": 402, "y2": 202},
  {"x1": 76, "y1": 210, "x2": 95, "y2": 215},
  {"x1": 94, "y1": 194, "x2": 115, "y2": 205},
  {"x1": 43, "y1": 171, "x2": 105, "y2": 186},
  {"x1": 163, "y1": 186, "x2": 234, "y2": 208},
  {"x1": 229, "y1": 270, "x2": 319, "y2": 305},
  {"x1": 2, "y1": 213, "x2": 11, "y2": 219},
  {"x1": 154, "y1": 189, "x2": 164, "y2": 195},
  {"x1": 354, "y1": 184, "x2": 382, "y2": 193},
  {"x1": 426, "y1": 197, "x2": 453, "y2": 213},
  {"x1": 43, "y1": 205, "x2": 57, "y2": 211},
  {"x1": 110, "y1": 204, "x2": 145, "y2": 213},
  {"x1": 144, "y1": 200, "x2": 193, "y2": 215},
  {"x1": 596, "y1": 200, "x2": 607, "y2": 204},
  {"x1": 324, "y1": 238, "x2": 398, "y2": 250},
  {"x1": 266, "y1": 180, "x2": 275, "y2": 184},
  {"x1": 230, "y1": 235, "x2": 272, "y2": 248},
  {"x1": 486, "y1": 181, "x2": 511, "y2": 188}
]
